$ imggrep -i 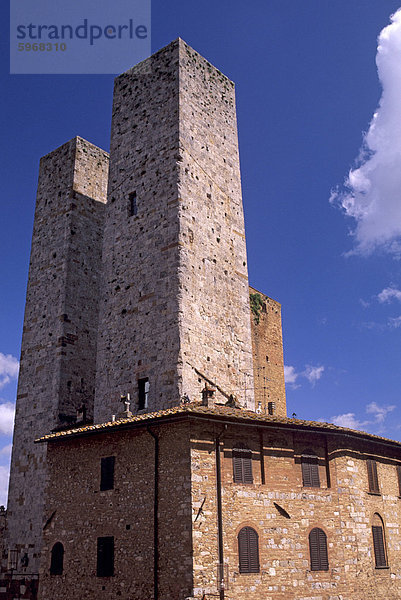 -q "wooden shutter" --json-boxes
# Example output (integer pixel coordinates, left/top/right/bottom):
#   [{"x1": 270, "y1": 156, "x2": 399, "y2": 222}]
[
  {"x1": 97, "y1": 537, "x2": 114, "y2": 577},
  {"x1": 238, "y1": 527, "x2": 259, "y2": 573},
  {"x1": 372, "y1": 526, "x2": 387, "y2": 568},
  {"x1": 397, "y1": 465, "x2": 401, "y2": 497},
  {"x1": 367, "y1": 459, "x2": 380, "y2": 494},
  {"x1": 233, "y1": 448, "x2": 253, "y2": 484},
  {"x1": 309, "y1": 528, "x2": 329, "y2": 571},
  {"x1": 302, "y1": 454, "x2": 320, "y2": 488}
]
